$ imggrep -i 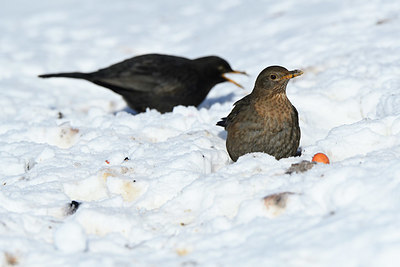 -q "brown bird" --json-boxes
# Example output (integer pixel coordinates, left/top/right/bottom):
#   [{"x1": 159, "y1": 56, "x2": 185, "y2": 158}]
[
  {"x1": 38, "y1": 54, "x2": 246, "y2": 113},
  {"x1": 217, "y1": 66, "x2": 303, "y2": 161}
]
